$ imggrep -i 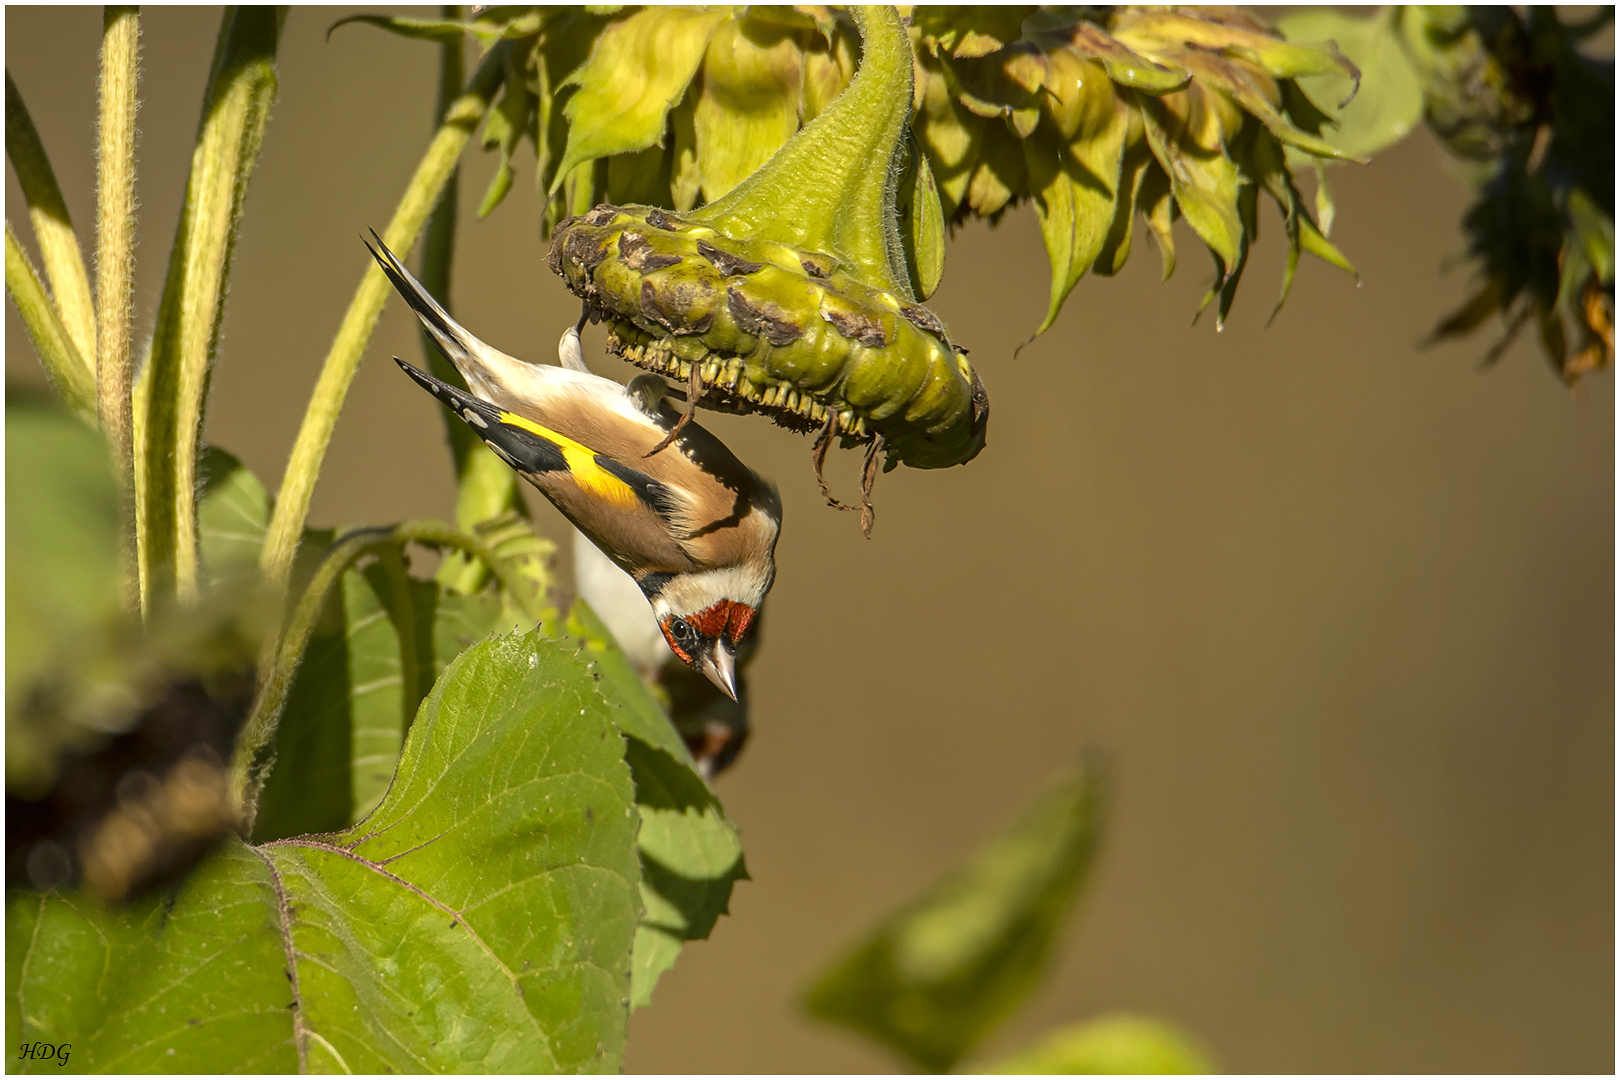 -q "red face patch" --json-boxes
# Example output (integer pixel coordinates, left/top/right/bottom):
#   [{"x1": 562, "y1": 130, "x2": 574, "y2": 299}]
[{"x1": 685, "y1": 600, "x2": 755, "y2": 645}]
